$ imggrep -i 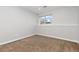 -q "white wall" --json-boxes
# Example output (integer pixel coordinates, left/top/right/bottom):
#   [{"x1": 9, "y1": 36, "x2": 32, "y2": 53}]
[
  {"x1": 0, "y1": 7, "x2": 38, "y2": 44},
  {"x1": 37, "y1": 7, "x2": 79, "y2": 42}
]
